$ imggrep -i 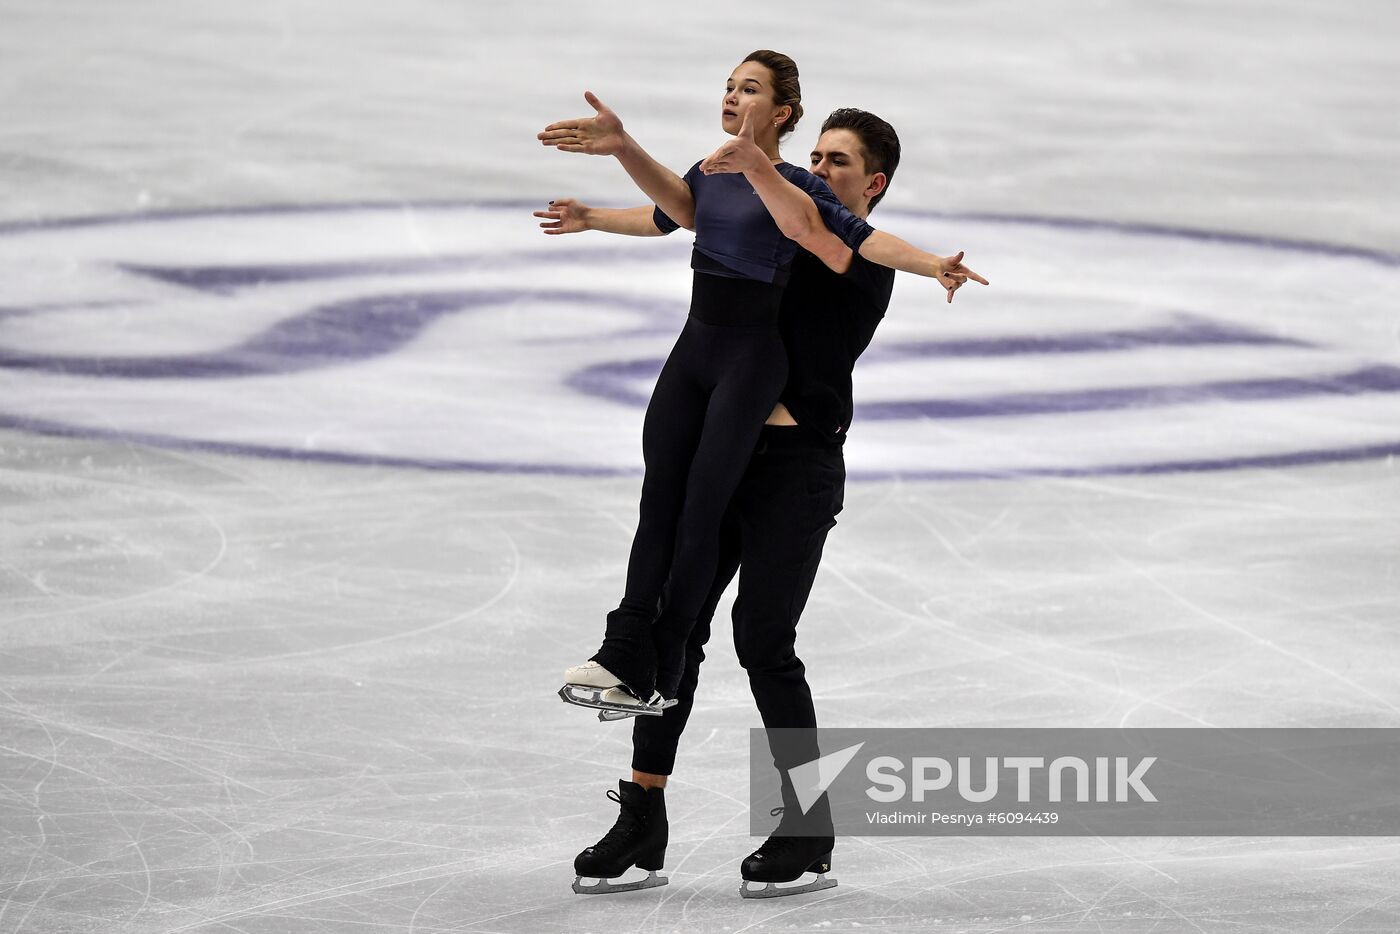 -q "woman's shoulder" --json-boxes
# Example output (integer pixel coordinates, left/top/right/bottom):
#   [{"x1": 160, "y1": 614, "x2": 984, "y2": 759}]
[{"x1": 775, "y1": 162, "x2": 833, "y2": 193}]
